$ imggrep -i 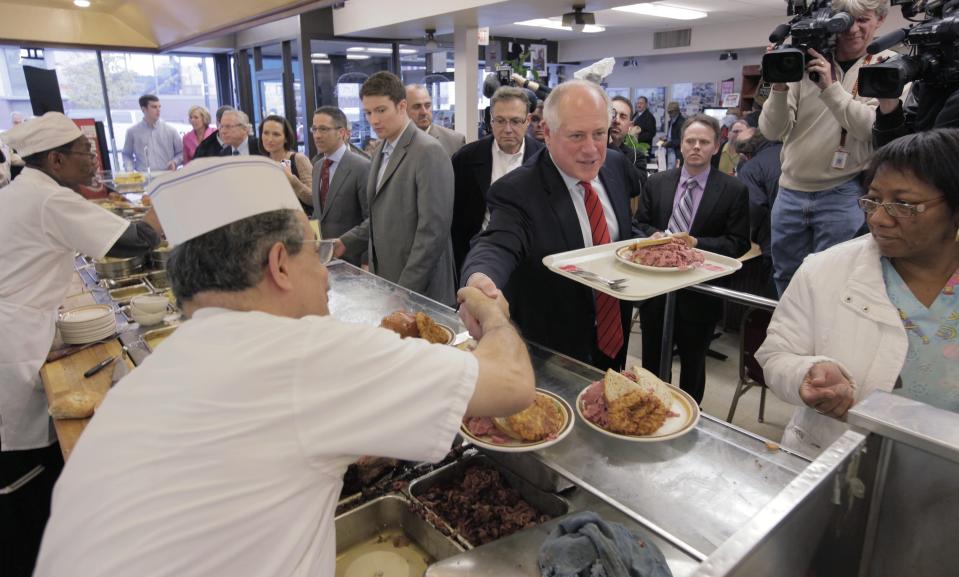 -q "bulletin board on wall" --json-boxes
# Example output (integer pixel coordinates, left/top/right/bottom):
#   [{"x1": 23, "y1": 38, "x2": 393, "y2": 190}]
[
  {"x1": 632, "y1": 86, "x2": 666, "y2": 132},
  {"x1": 672, "y1": 82, "x2": 718, "y2": 117}
]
